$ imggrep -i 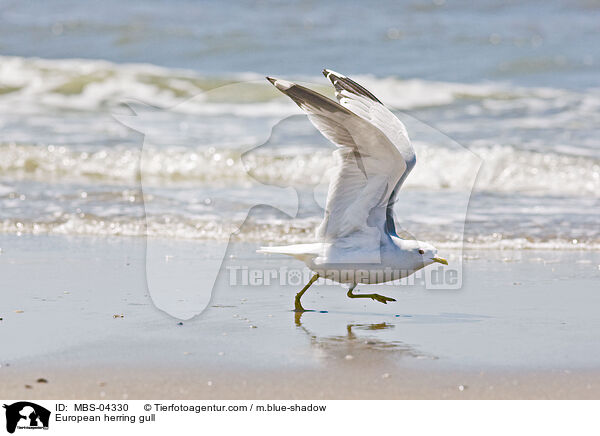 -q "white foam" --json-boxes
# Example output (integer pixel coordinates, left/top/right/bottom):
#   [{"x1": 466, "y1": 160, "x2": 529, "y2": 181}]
[
  {"x1": 2, "y1": 55, "x2": 595, "y2": 116},
  {"x1": 1, "y1": 142, "x2": 597, "y2": 197},
  {"x1": 2, "y1": 214, "x2": 599, "y2": 250}
]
